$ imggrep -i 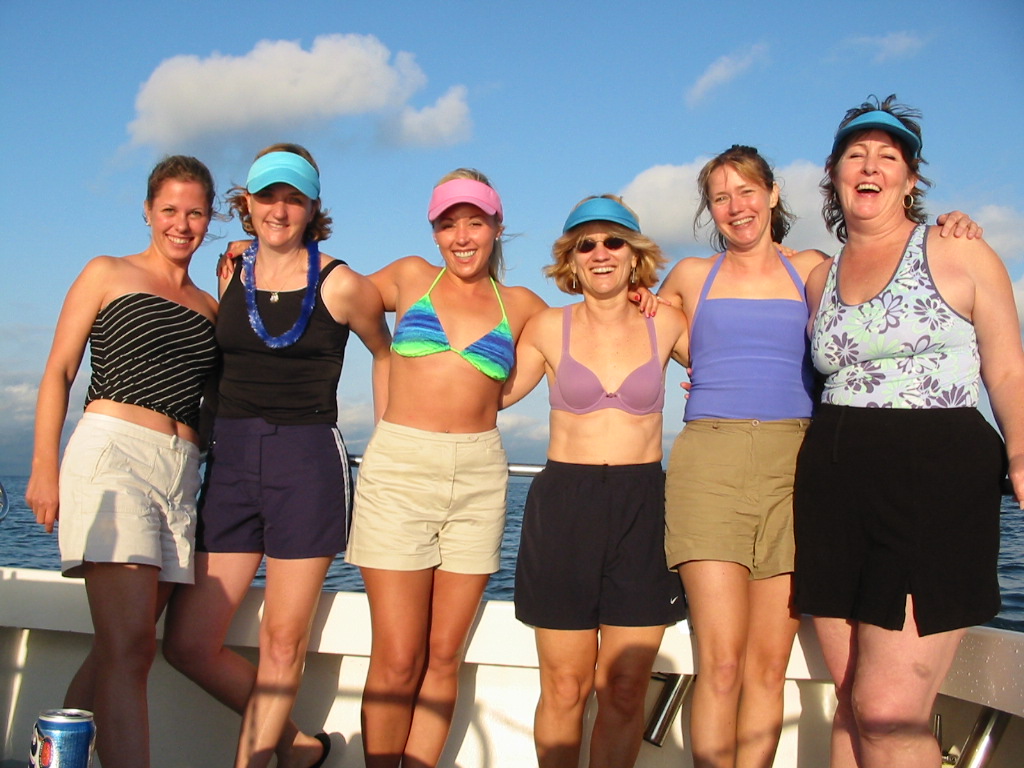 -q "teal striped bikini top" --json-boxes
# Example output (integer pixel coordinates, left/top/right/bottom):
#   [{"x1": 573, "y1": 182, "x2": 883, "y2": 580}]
[{"x1": 391, "y1": 269, "x2": 515, "y2": 382}]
